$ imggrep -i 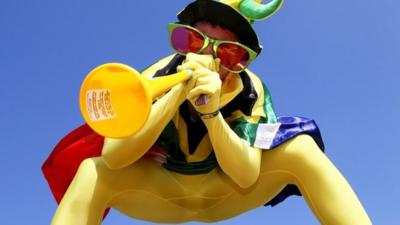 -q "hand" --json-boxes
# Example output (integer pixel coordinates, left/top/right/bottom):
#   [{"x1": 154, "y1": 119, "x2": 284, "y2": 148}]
[
  {"x1": 177, "y1": 53, "x2": 220, "y2": 94},
  {"x1": 176, "y1": 53, "x2": 222, "y2": 115},
  {"x1": 186, "y1": 67, "x2": 222, "y2": 115},
  {"x1": 177, "y1": 53, "x2": 220, "y2": 72}
]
